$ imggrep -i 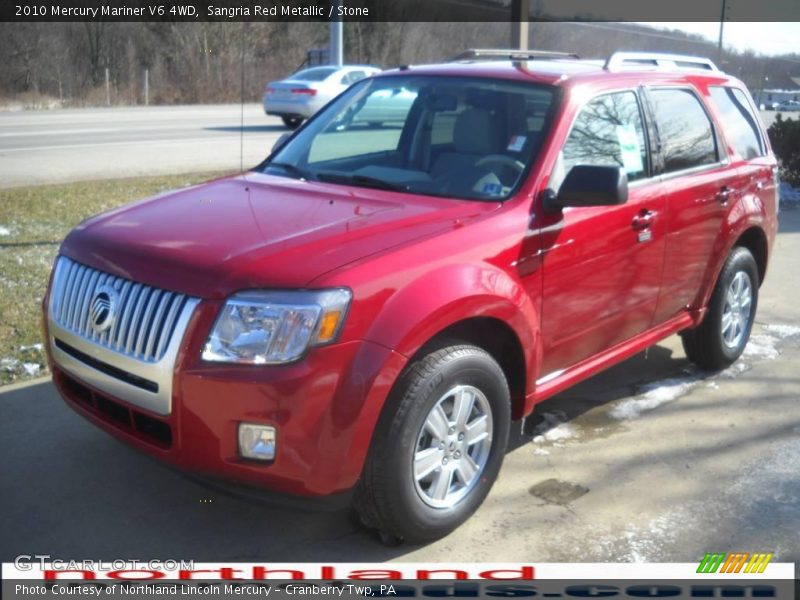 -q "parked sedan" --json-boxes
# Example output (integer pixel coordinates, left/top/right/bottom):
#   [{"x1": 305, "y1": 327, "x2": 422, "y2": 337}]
[
  {"x1": 264, "y1": 65, "x2": 381, "y2": 129},
  {"x1": 776, "y1": 100, "x2": 800, "y2": 112}
]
